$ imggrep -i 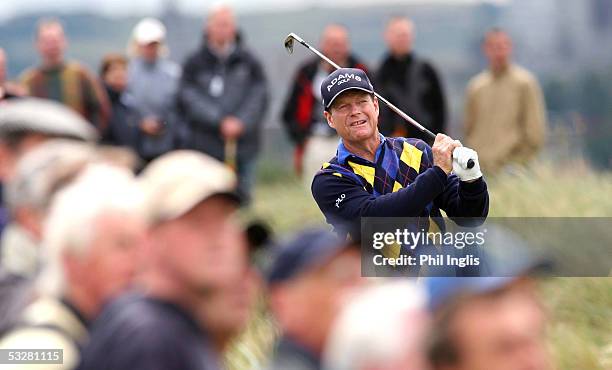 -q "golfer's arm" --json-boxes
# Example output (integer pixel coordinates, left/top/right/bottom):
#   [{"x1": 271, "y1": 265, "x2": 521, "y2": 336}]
[
  {"x1": 434, "y1": 174, "x2": 489, "y2": 224},
  {"x1": 312, "y1": 166, "x2": 448, "y2": 222}
]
